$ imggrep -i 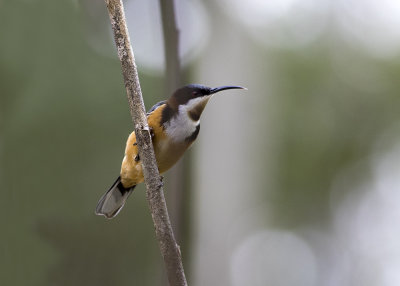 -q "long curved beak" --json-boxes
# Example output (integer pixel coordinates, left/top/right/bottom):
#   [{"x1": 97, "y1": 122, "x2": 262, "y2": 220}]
[{"x1": 210, "y1": 85, "x2": 247, "y2": 95}]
